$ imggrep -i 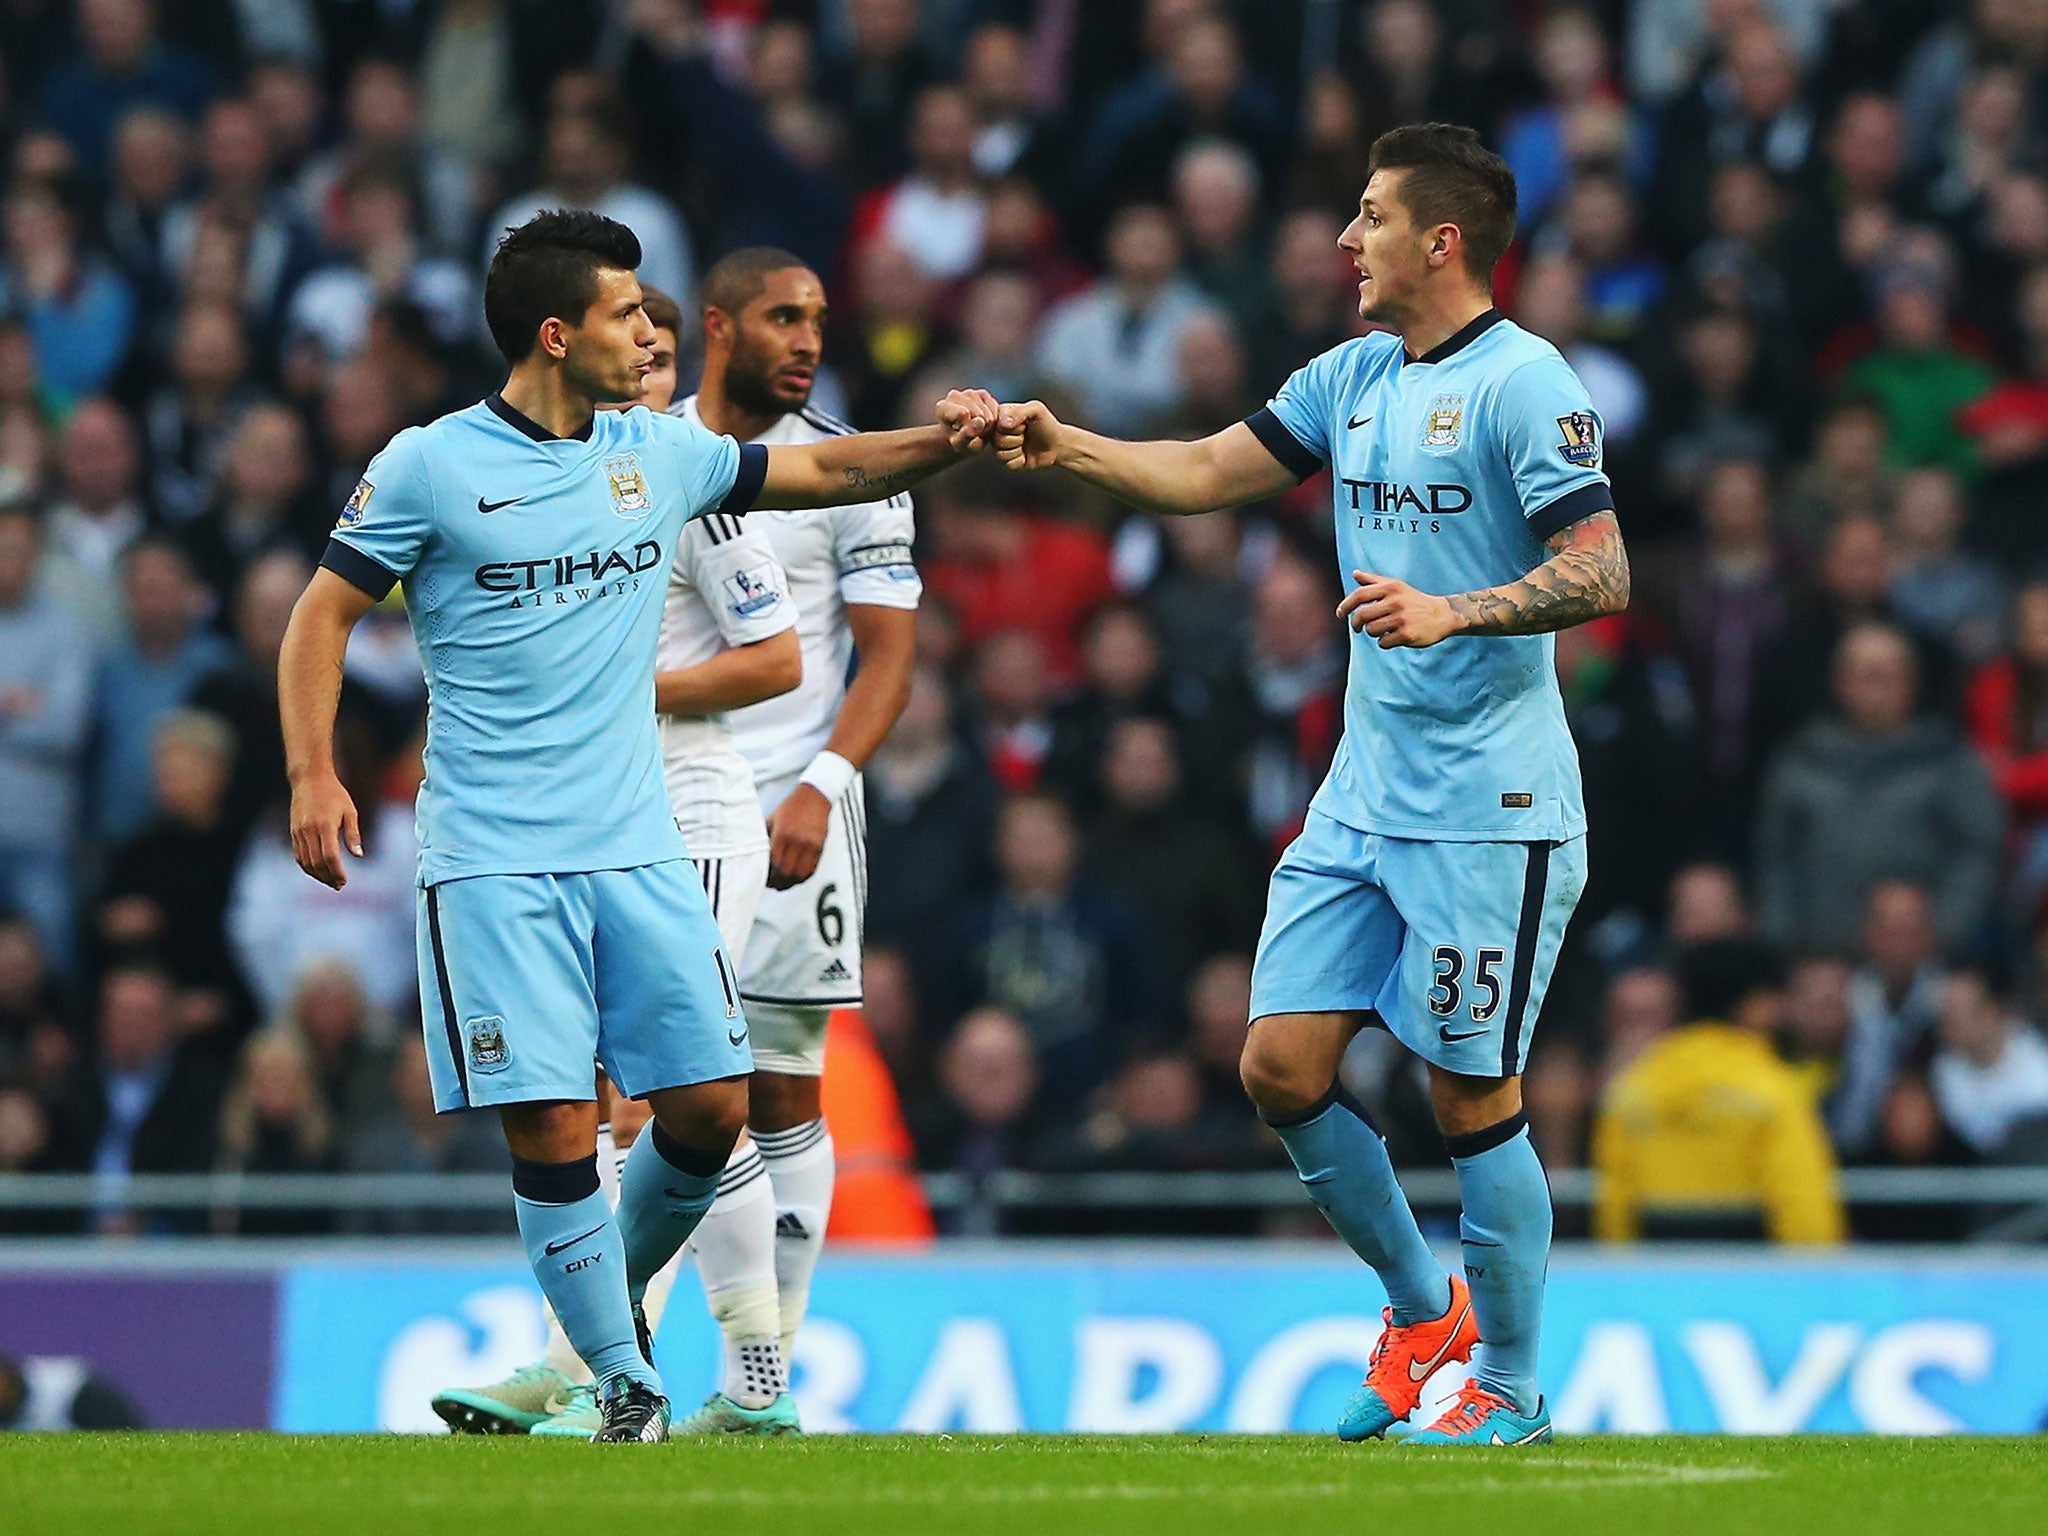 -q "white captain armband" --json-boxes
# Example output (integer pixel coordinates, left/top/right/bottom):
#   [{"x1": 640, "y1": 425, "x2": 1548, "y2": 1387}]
[{"x1": 839, "y1": 541, "x2": 914, "y2": 574}]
